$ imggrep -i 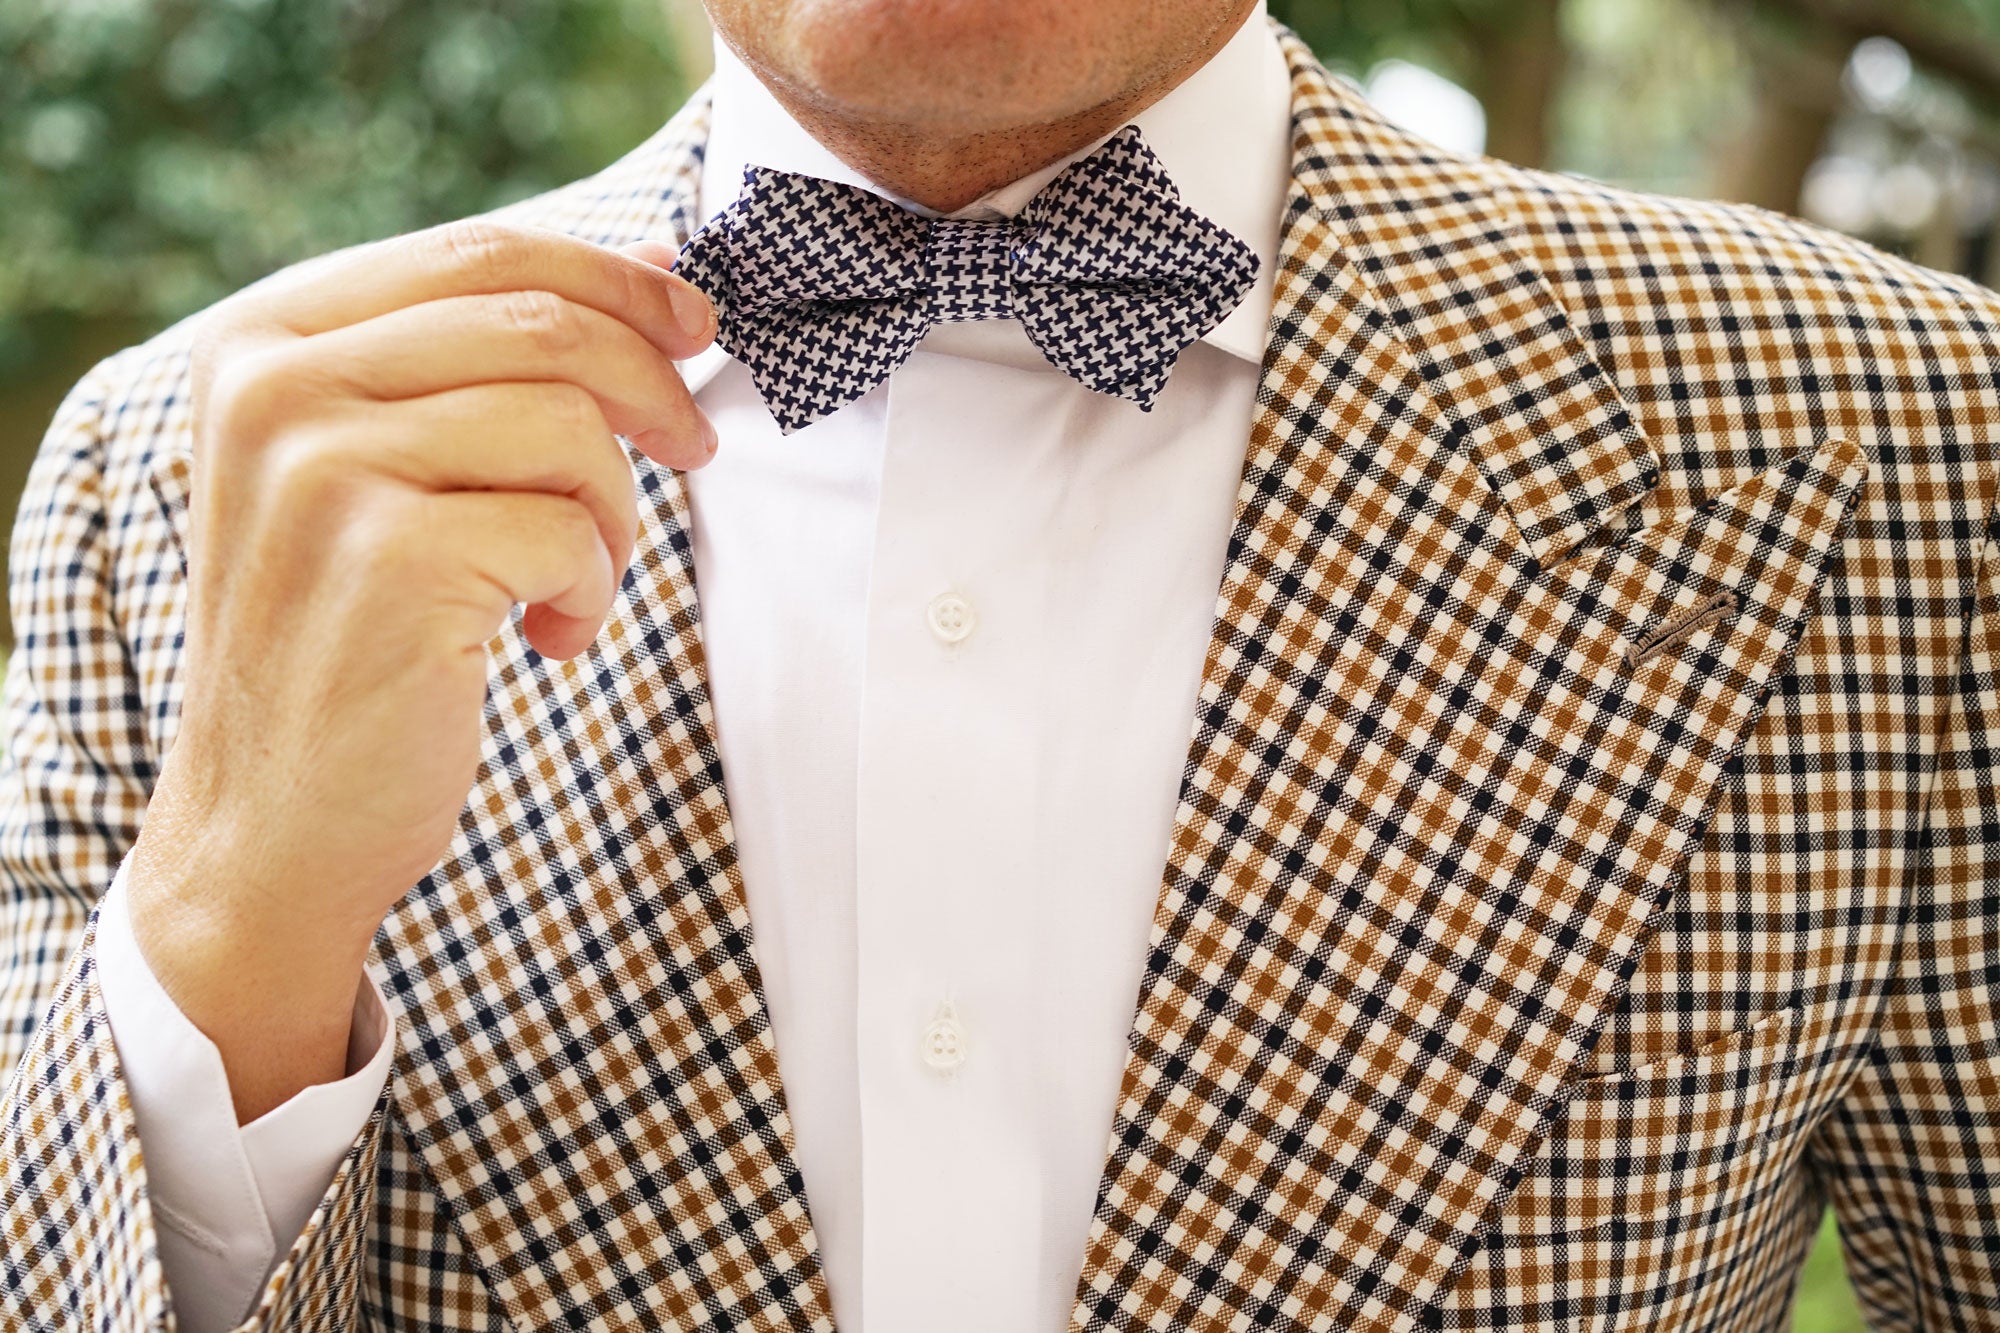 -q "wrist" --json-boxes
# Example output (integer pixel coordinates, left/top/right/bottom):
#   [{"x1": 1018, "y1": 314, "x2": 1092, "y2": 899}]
[{"x1": 122, "y1": 822, "x2": 382, "y2": 1122}]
